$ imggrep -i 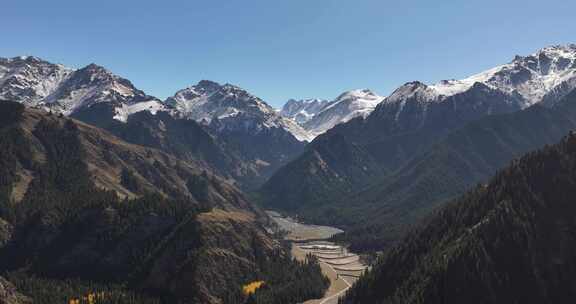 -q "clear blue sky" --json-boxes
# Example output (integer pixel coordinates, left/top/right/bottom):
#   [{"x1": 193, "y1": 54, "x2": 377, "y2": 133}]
[{"x1": 2, "y1": 0, "x2": 575, "y2": 107}]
